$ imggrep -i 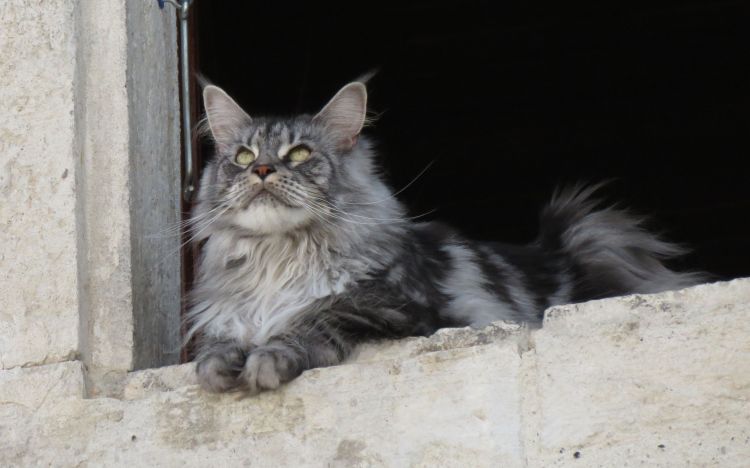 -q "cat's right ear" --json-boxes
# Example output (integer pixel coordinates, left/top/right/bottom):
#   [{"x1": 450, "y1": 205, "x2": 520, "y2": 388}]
[{"x1": 202, "y1": 85, "x2": 252, "y2": 149}]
